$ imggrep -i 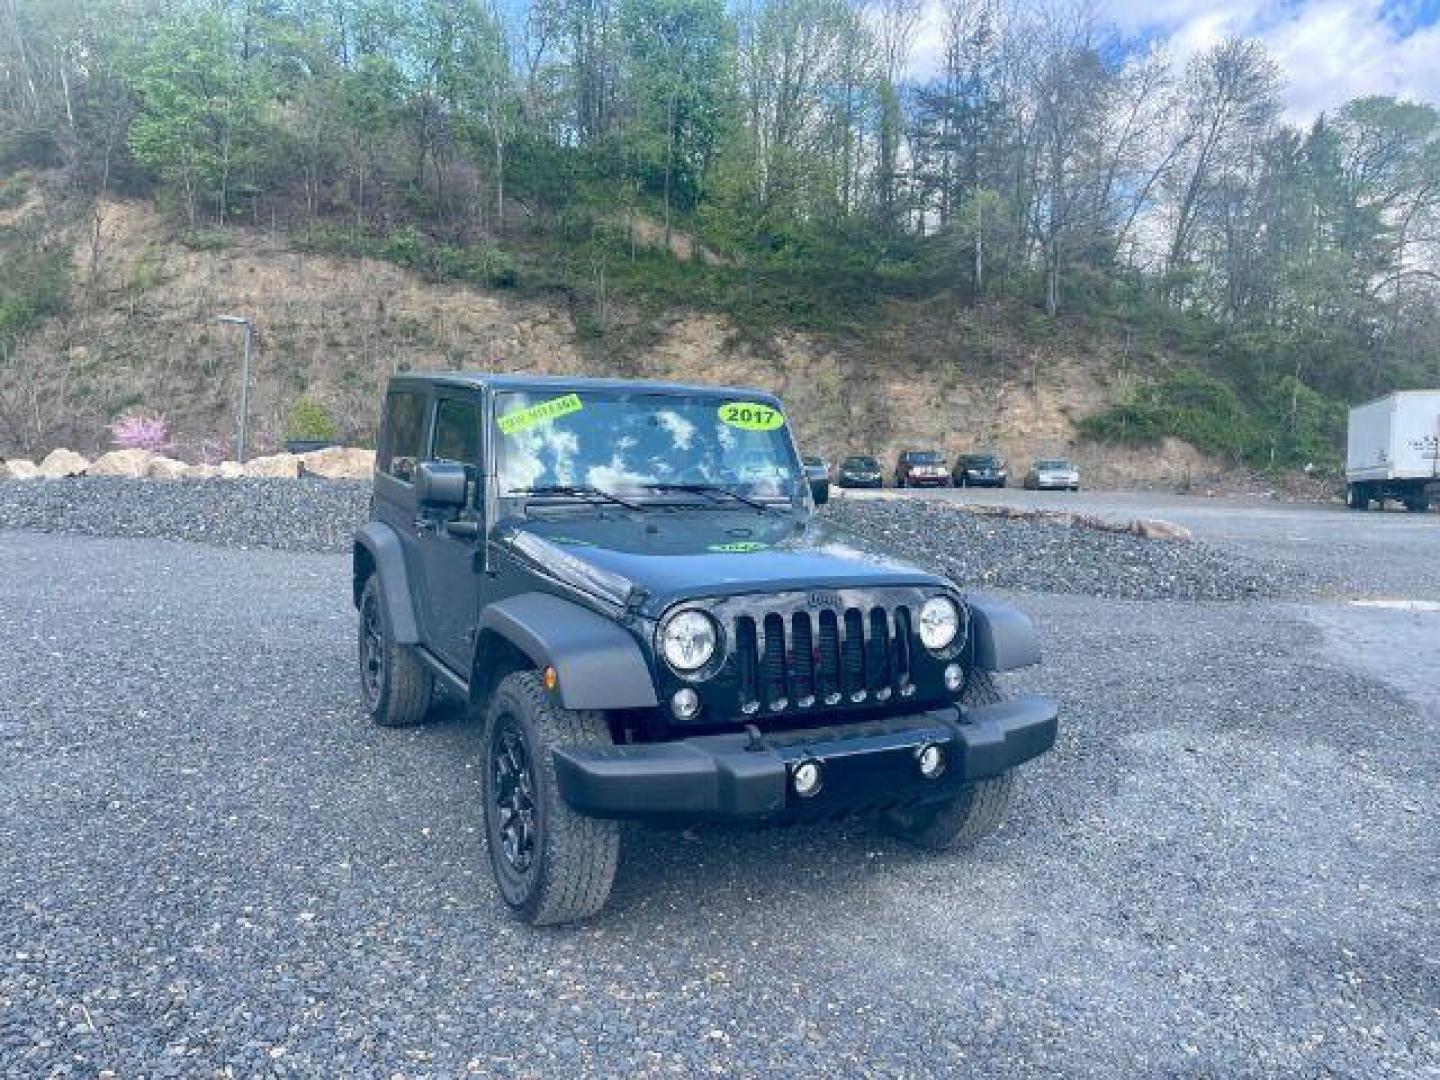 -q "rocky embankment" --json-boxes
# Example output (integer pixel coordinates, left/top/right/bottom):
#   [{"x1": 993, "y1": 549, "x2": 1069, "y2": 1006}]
[{"x1": 0, "y1": 475, "x2": 1309, "y2": 600}]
